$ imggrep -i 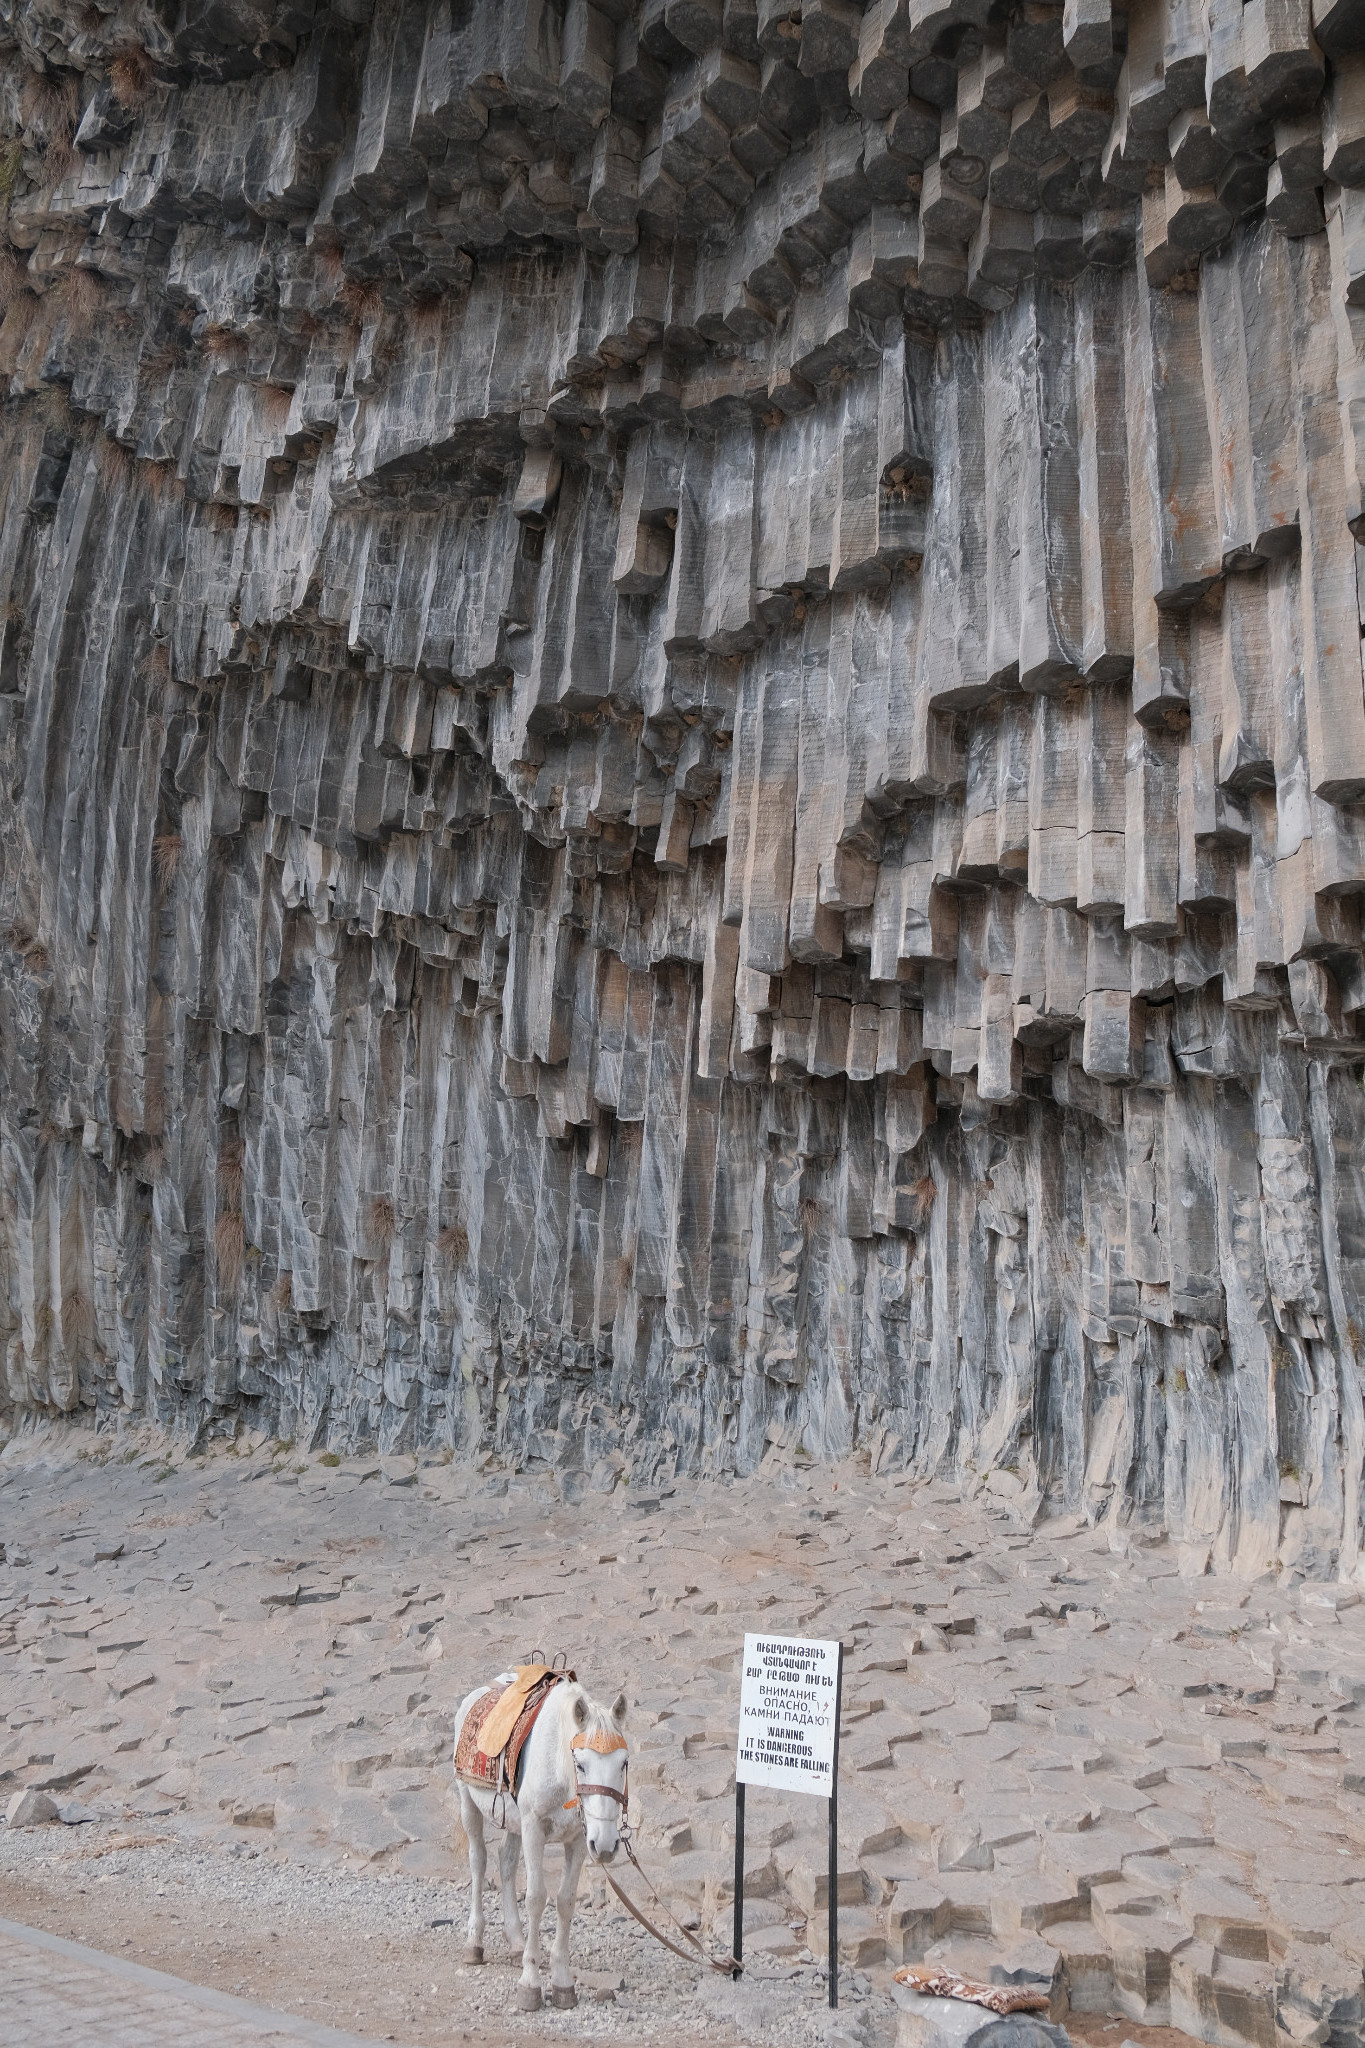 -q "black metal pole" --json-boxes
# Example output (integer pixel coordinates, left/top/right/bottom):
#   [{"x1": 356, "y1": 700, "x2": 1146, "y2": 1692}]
[
  {"x1": 732, "y1": 1778, "x2": 746, "y2": 1976},
  {"x1": 828, "y1": 1642, "x2": 843, "y2": 2010}
]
